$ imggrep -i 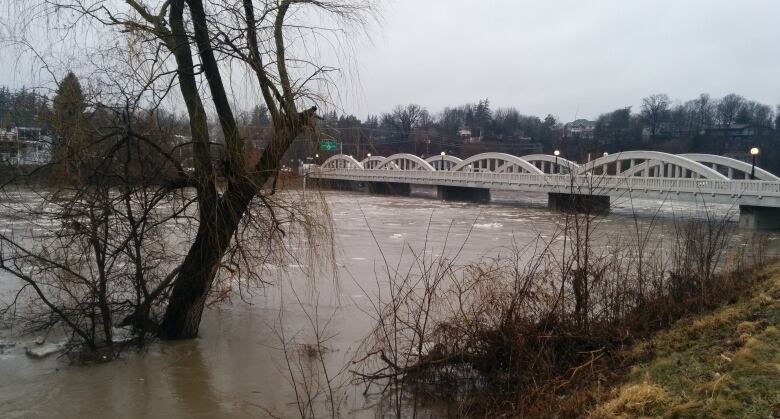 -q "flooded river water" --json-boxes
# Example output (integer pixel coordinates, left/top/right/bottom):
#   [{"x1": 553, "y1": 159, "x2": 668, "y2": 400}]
[{"x1": 0, "y1": 190, "x2": 777, "y2": 418}]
